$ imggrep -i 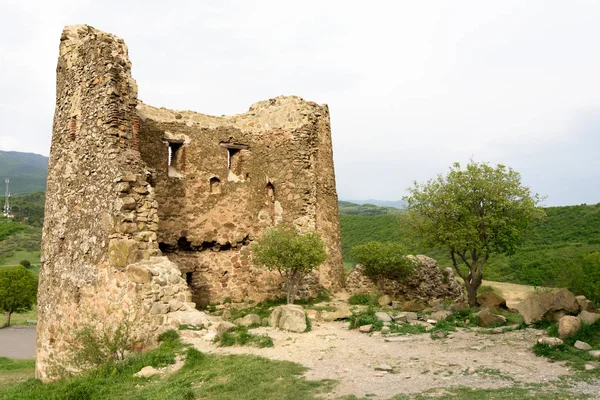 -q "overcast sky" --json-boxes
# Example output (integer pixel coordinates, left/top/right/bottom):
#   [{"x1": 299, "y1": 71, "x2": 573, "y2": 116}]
[{"x1": 1, "y1": 1, "x2": 599, "y2": 206}]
